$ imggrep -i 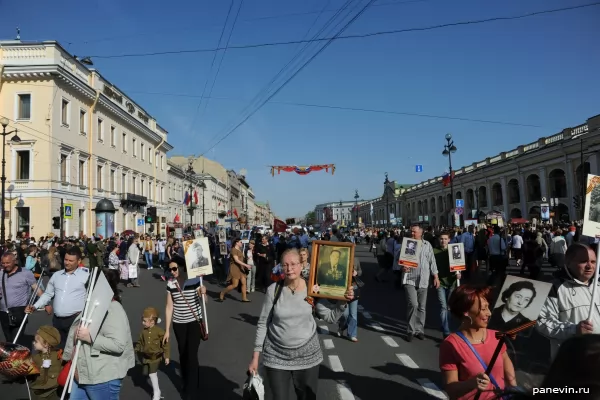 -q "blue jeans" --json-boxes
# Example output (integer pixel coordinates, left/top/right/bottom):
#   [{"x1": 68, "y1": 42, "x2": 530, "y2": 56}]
[
  {"x1": 144, "y1": 251, "x2": 153, "y2": 268},
  {"x1": 338, "y1": 300, "x2": 359, "y2": 338},
  {"x1": 158, "y1": 252, "x2": 165, "y2": 263},
  {"x1": 71, "y1": 379, "x2": 122, "y2": 400},
  {"x1": 437, "y1": 286, "x2": 452, "y2": 336}
]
